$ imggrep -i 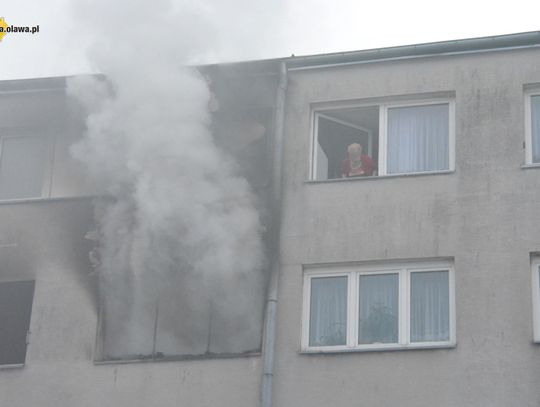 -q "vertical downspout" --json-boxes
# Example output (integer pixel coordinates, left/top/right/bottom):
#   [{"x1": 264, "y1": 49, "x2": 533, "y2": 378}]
[{"x1": 261, "y1": 61, "x2": 287, "y2": 407}]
